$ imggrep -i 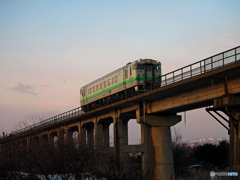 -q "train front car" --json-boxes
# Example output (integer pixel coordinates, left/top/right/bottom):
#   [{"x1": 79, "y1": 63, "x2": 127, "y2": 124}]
[
  {"x1": 134, "y1": 59, "x2": 161, "y2": 91},
  {"x1": 80, "y1": 59, "x2": 161, "y2": 112}
]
